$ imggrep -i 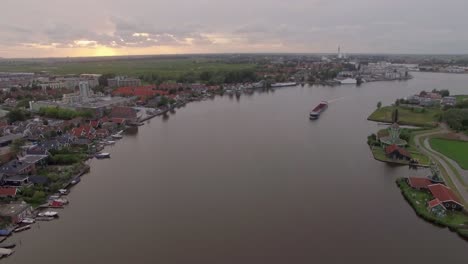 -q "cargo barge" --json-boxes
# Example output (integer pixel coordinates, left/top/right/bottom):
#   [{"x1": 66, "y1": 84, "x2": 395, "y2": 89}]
[{"x1": 309, "y1": 101, "x2": 328, "y2": 120}]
